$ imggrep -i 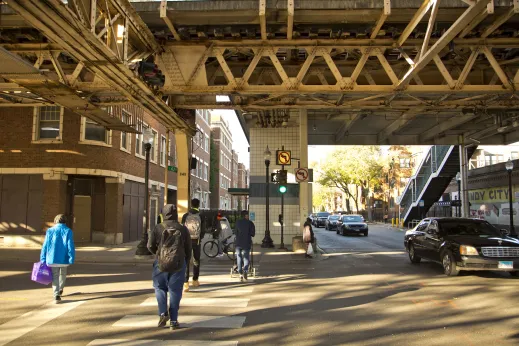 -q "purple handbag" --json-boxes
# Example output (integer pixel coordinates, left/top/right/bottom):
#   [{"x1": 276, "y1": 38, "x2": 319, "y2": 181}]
[{"x1": 31, "y1": 262, "x2": 53, "y2": 285}]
